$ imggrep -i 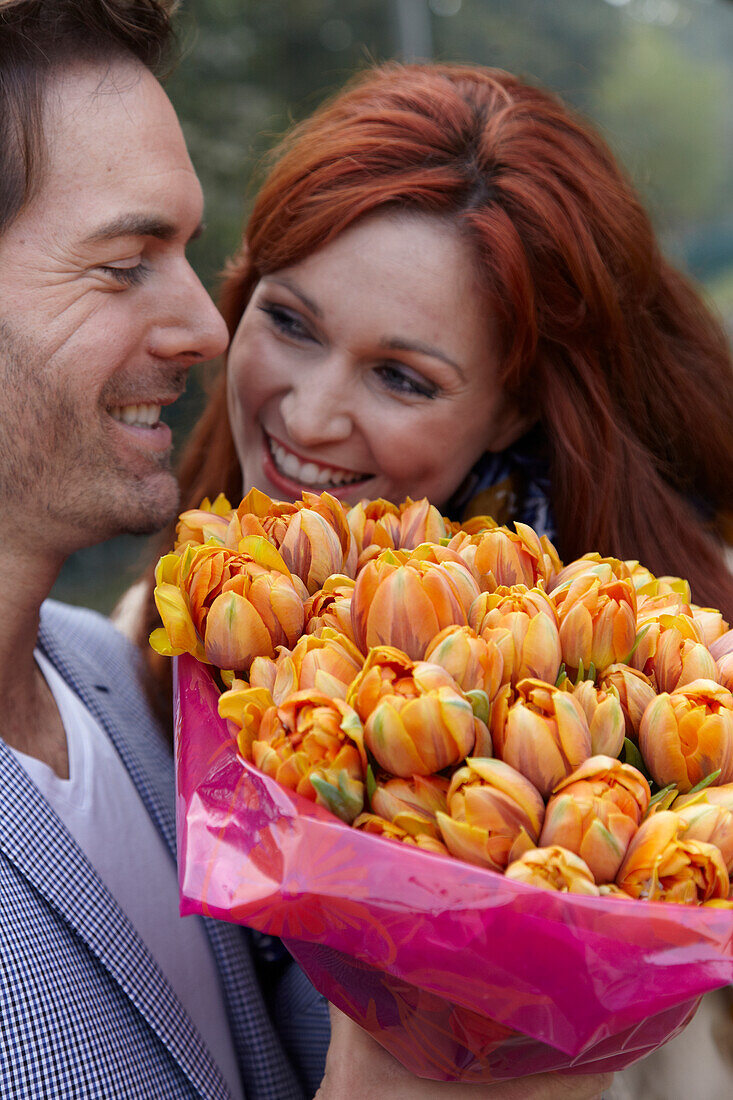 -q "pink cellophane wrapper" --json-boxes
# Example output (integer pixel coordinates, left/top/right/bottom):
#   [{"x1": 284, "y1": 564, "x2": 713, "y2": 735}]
[{"x1": 174, "y1": 654, "x2": 733, "y2": 1082}]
